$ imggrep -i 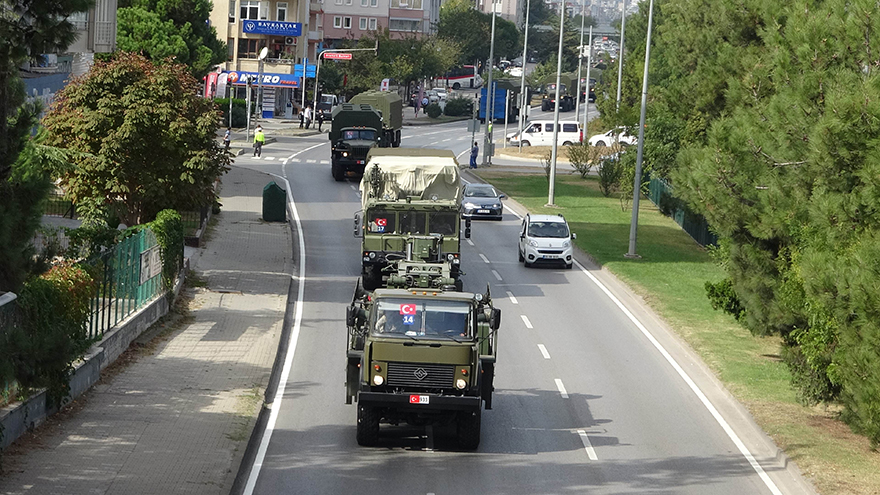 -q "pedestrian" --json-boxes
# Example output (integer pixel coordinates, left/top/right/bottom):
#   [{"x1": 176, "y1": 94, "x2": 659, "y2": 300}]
[
  {"x1": 469, "y1": 141, "x2": 479, "y2": 169},
  {"x1": 253, "y1": 126, "x2": 265, "y2": 157},
  {"x1": 223, "y1": 127, "x2": 231, "y2": 151},
  {"x1": 304, "y1": 105, "x2": 312, "y2": 129},
  {"x1": 414, "y1": 99, "x2": 419, "y2": 117},
  {"x1": 317, "y1": 111, "x2": 324, "y2": 132},
  {"x1": 421, "y1": 96, "x2": 429, "y2": 114},
  {"x1": 299, "y1": 109, "x2": 304, "y2": 128}
]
